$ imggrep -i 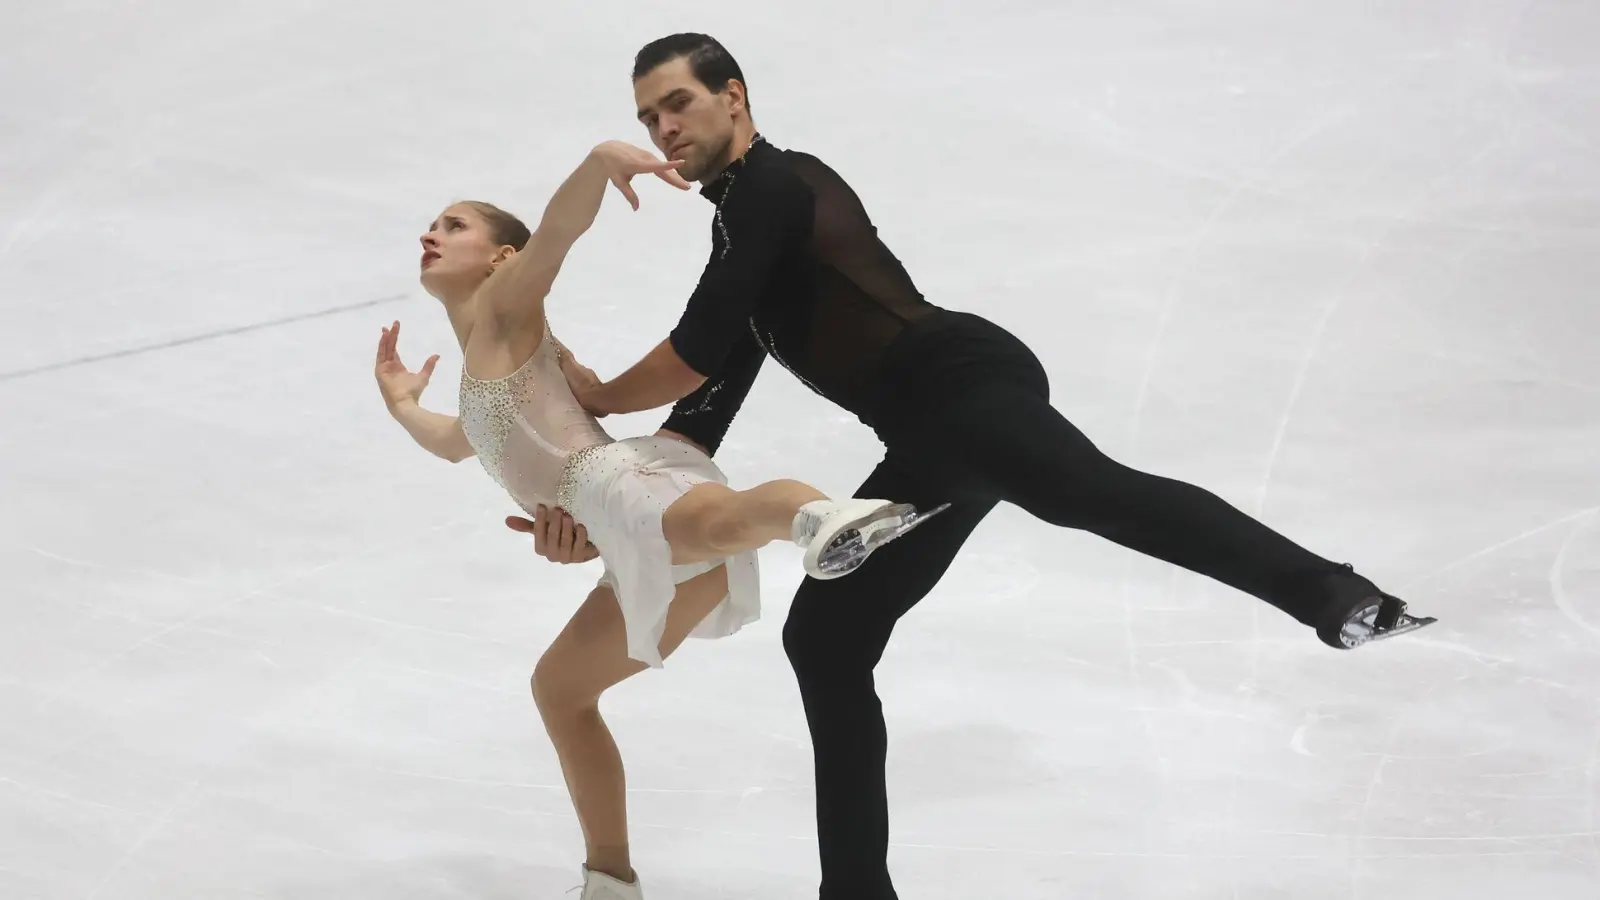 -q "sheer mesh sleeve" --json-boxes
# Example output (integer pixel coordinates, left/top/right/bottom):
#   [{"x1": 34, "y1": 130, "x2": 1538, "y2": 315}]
[{"x1": 658, "y1": 328, "x2": 766, "y2": 456}]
